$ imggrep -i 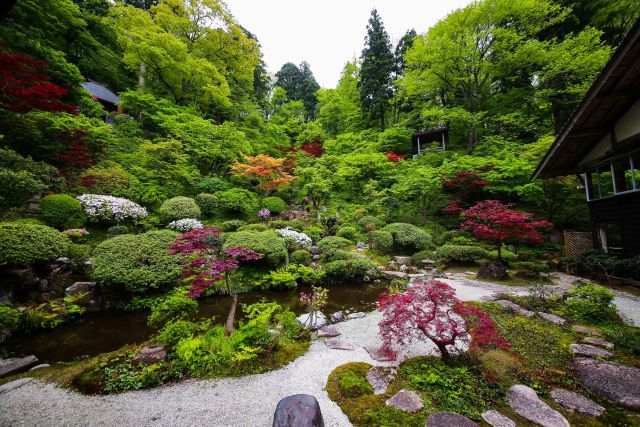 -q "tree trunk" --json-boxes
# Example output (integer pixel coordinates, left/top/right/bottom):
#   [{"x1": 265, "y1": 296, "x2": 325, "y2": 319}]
[
  {"x1": 436, "y1": 342, "x2": 450, "y2": 363},
  {"x1": 466, "y1": 126, "x2": 477, "y2": 154},
  {"x1": 224, "y1": 293, "x2": 237, "y2": 336},
  {"x1": 497, "y1": 242, "x2": 502, "y2": 263}
]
